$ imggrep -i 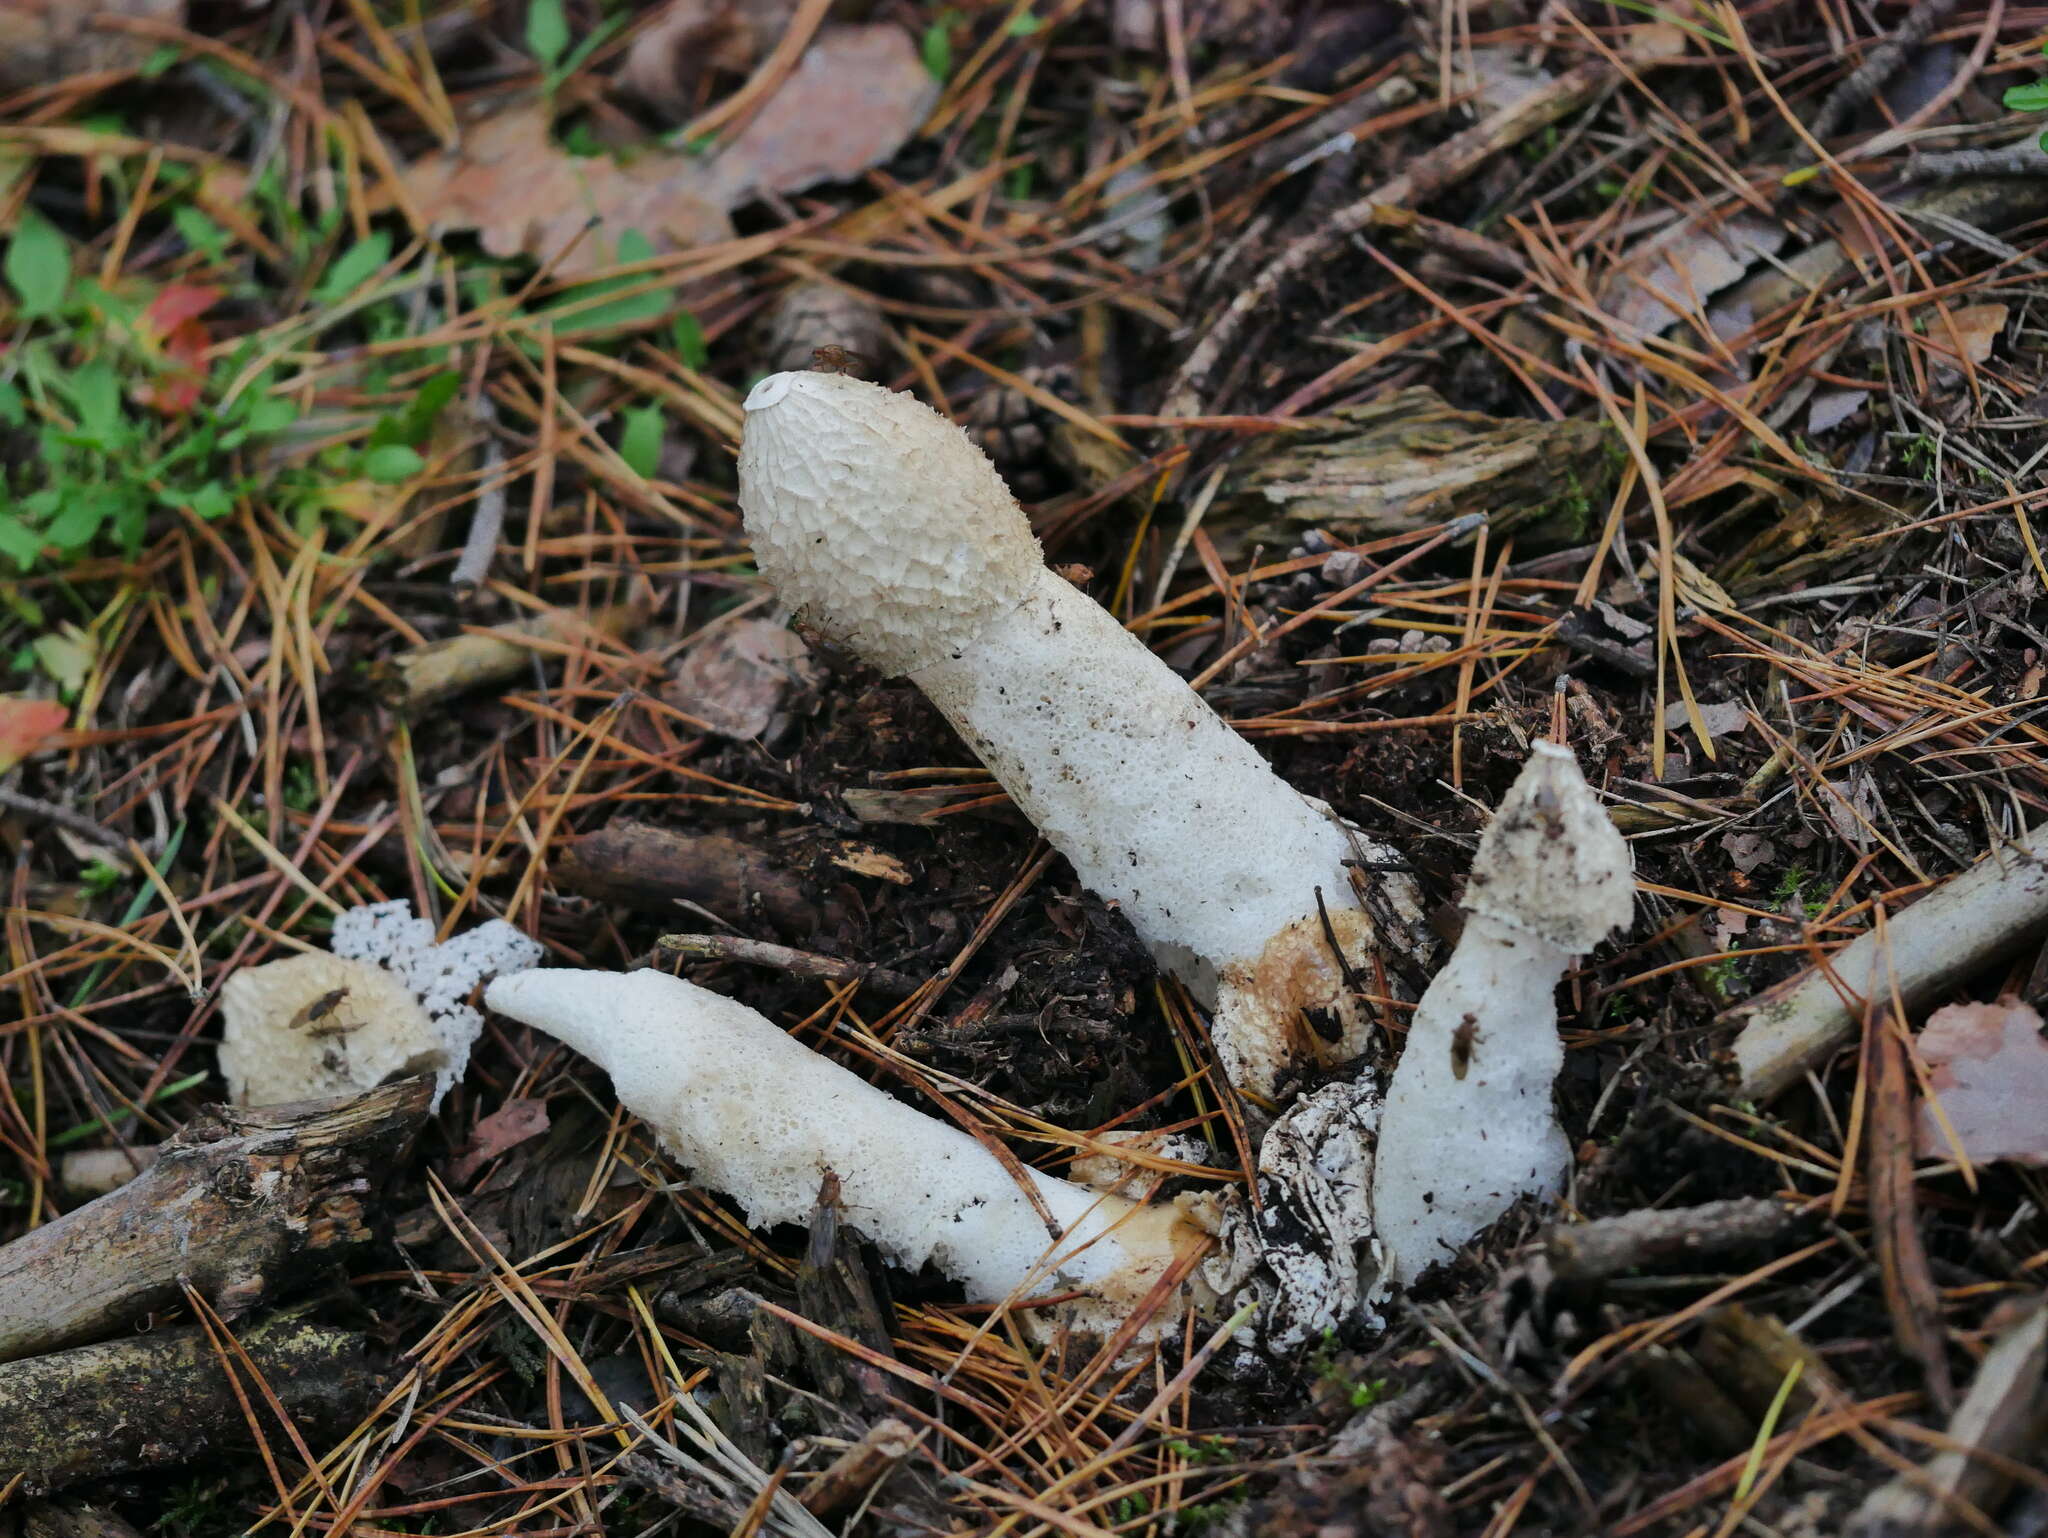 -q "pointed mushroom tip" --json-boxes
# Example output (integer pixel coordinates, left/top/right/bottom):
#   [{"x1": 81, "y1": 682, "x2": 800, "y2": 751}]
[
  {"x1": 1467, "y1": 744, "x2": 1634, "y2": 951},
  {"x1": 483, "y1": 968, "x2": 615, "y2": 1058}
]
